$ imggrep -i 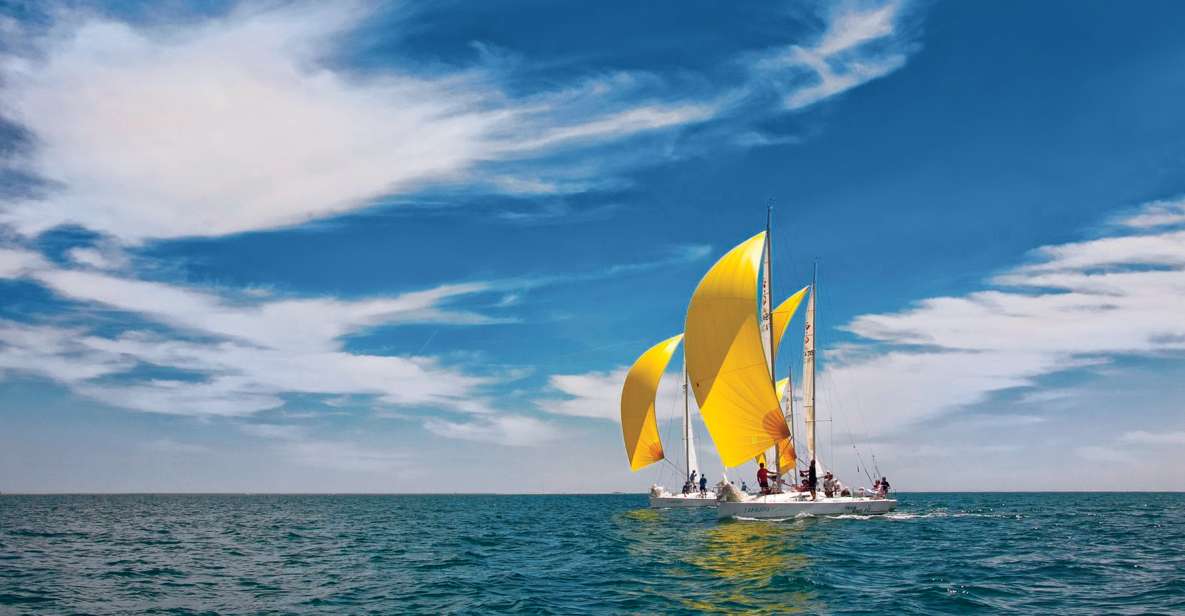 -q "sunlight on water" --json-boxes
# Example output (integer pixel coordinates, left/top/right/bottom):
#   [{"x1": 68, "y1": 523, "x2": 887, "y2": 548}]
[{"x1": 2, "y1": 493, "x2": 1183, "y2": 614}]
